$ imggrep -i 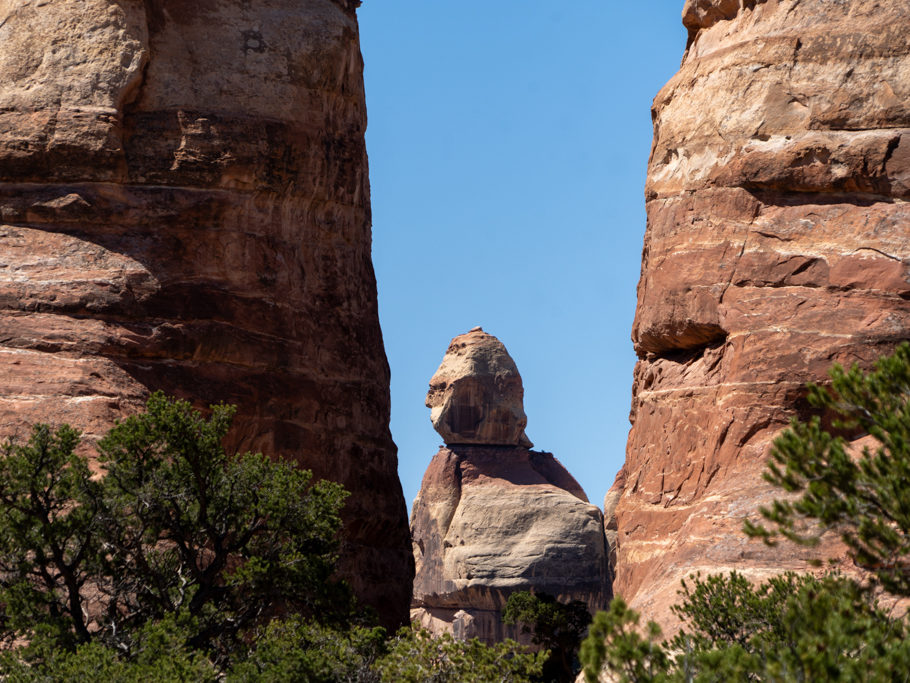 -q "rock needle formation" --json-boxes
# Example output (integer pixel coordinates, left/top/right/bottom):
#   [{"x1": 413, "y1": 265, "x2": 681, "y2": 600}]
[
  {"x1": 0, "y1": 0, "x2": 412, "y2": 626},
  {"x1": 610, "y1": 0, "x2": 910, "y2": 631},
  {"x1": 411, "y1": 328, "x2": 610, "y2": 642}
]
